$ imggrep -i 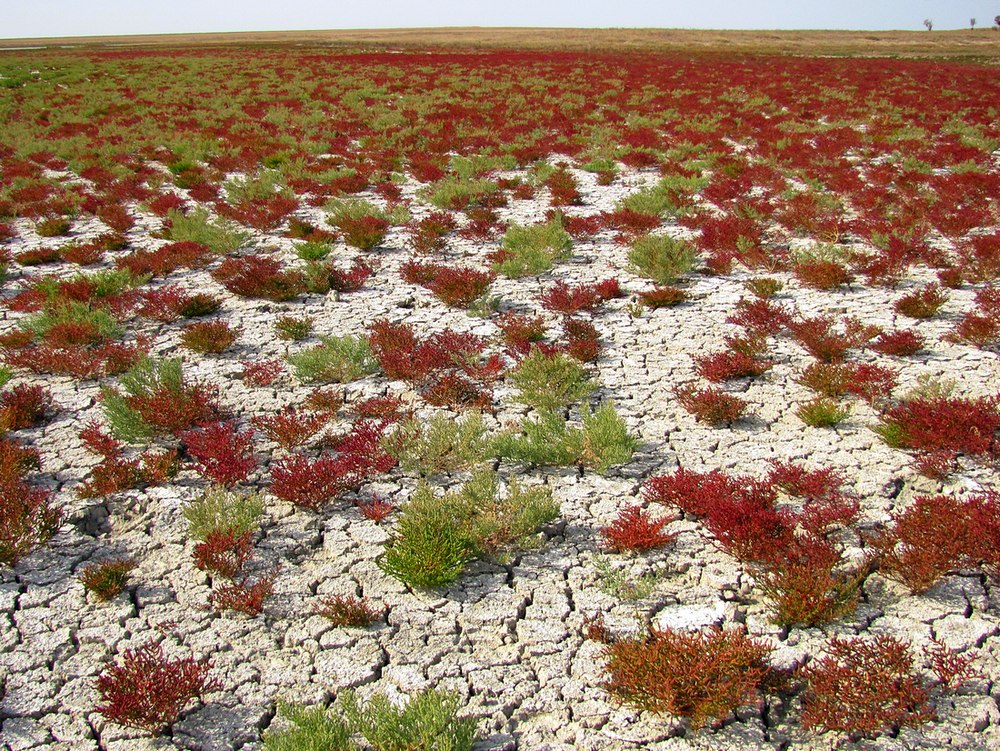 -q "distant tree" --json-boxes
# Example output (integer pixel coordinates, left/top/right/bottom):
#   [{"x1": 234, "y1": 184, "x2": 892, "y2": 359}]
[
  {"x1": 923, "y1": 18, "x2": 933, "y2": 31},
  {"x1": 995, "y1": 14, "x2": 1000, "y2": 30},
  {"x1": 970, "y1": 18, "x2": 976, "y2": 29}
]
